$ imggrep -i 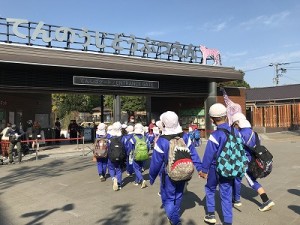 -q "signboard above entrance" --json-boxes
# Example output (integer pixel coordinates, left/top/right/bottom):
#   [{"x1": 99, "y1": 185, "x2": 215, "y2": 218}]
[
  {"x1": 0, "y1": 17, "x2": 218, "y2": 64},
  {"x1": 73, "y1": 76, "x2": 159, "y2": 89}
]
